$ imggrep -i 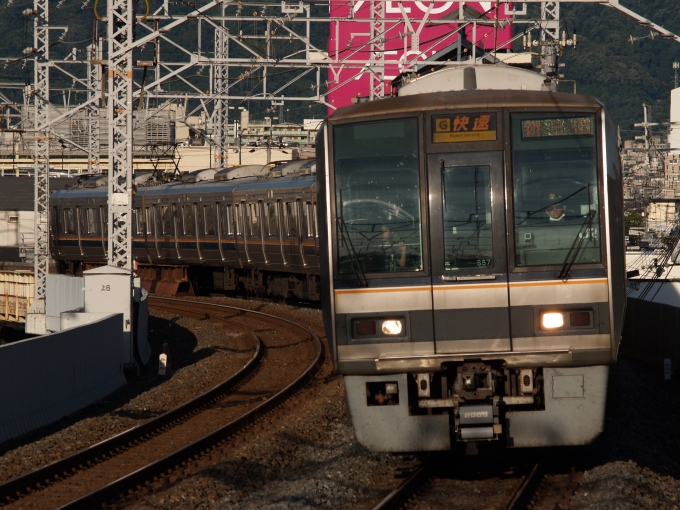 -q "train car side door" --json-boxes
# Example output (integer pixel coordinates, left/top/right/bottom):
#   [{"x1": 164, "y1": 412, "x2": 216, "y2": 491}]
[{"x1": 427, "y1": 151, "x2": 511, "y2": 354}]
